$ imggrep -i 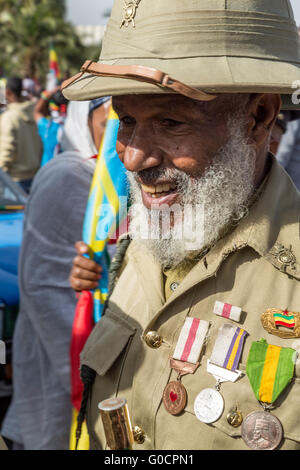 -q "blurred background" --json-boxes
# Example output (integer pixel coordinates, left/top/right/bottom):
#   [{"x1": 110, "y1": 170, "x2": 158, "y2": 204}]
[
  {"x1": 0, "y1": 0, "x2": 298, "y2": 88},
  {"x1": 0, "y1": 0, "x2": 114, "y2": 86}
]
